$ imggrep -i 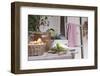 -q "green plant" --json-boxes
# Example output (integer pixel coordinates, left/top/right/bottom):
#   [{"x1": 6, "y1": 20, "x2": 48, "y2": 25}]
[
  {"x1": 28, "y1": 15, "x2": 40, "y2": 32},
  {"x1": 28, "y1": 15, "x2": 49, "y2": 33},
  {"x1": 51, "y1": 43, "x2": 67, "y2": 53}
]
